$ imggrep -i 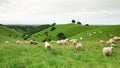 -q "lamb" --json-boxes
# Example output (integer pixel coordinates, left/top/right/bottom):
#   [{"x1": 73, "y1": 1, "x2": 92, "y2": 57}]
[
  {"x1": 76, "y1": 43, "x2": 83, "y2": 50},
  {"x1": 5, "y1": 41, "x2": 9, "y2": 44},
  {"x1": 45, "y1": 41, "x2": 51, "y2": 50},
  {"x1": 102, "y1": 47, "x2": 113, "y2": 56}
]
